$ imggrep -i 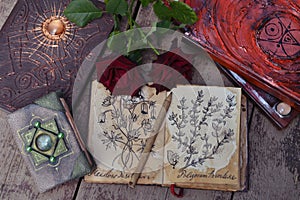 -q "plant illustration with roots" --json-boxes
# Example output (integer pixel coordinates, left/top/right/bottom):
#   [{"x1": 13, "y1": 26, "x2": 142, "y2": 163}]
[
  {"x1": 98, "y1": 94, "x2": 157, "y2": 170},
  {"x1": 167, "y1": 90, "x2": 237, "y2": 169}
]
